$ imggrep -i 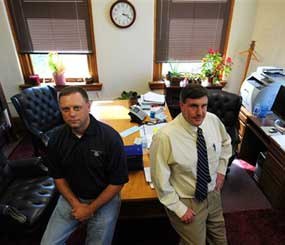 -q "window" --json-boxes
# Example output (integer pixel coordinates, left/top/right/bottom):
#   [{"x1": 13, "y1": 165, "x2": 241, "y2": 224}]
[
  {"x1": 153, "y1": 0, "x2": 233, "y2": 80},
  {"x1": 31, "y1": 54, "x2": 89, "y2": 79},
  {"x1": 5, "y1": 0, "x2": 98, "y2": 84},
  {"x1": 162, "y1": 62, "x2": 202, "y2": 76}
]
